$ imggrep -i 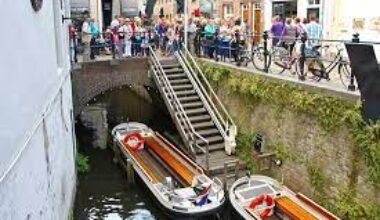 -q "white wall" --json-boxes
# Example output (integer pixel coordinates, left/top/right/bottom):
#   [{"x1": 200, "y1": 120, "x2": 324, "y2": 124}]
[{"x1": 0, "y1": 0, "x2": 76, "y2": 219}]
